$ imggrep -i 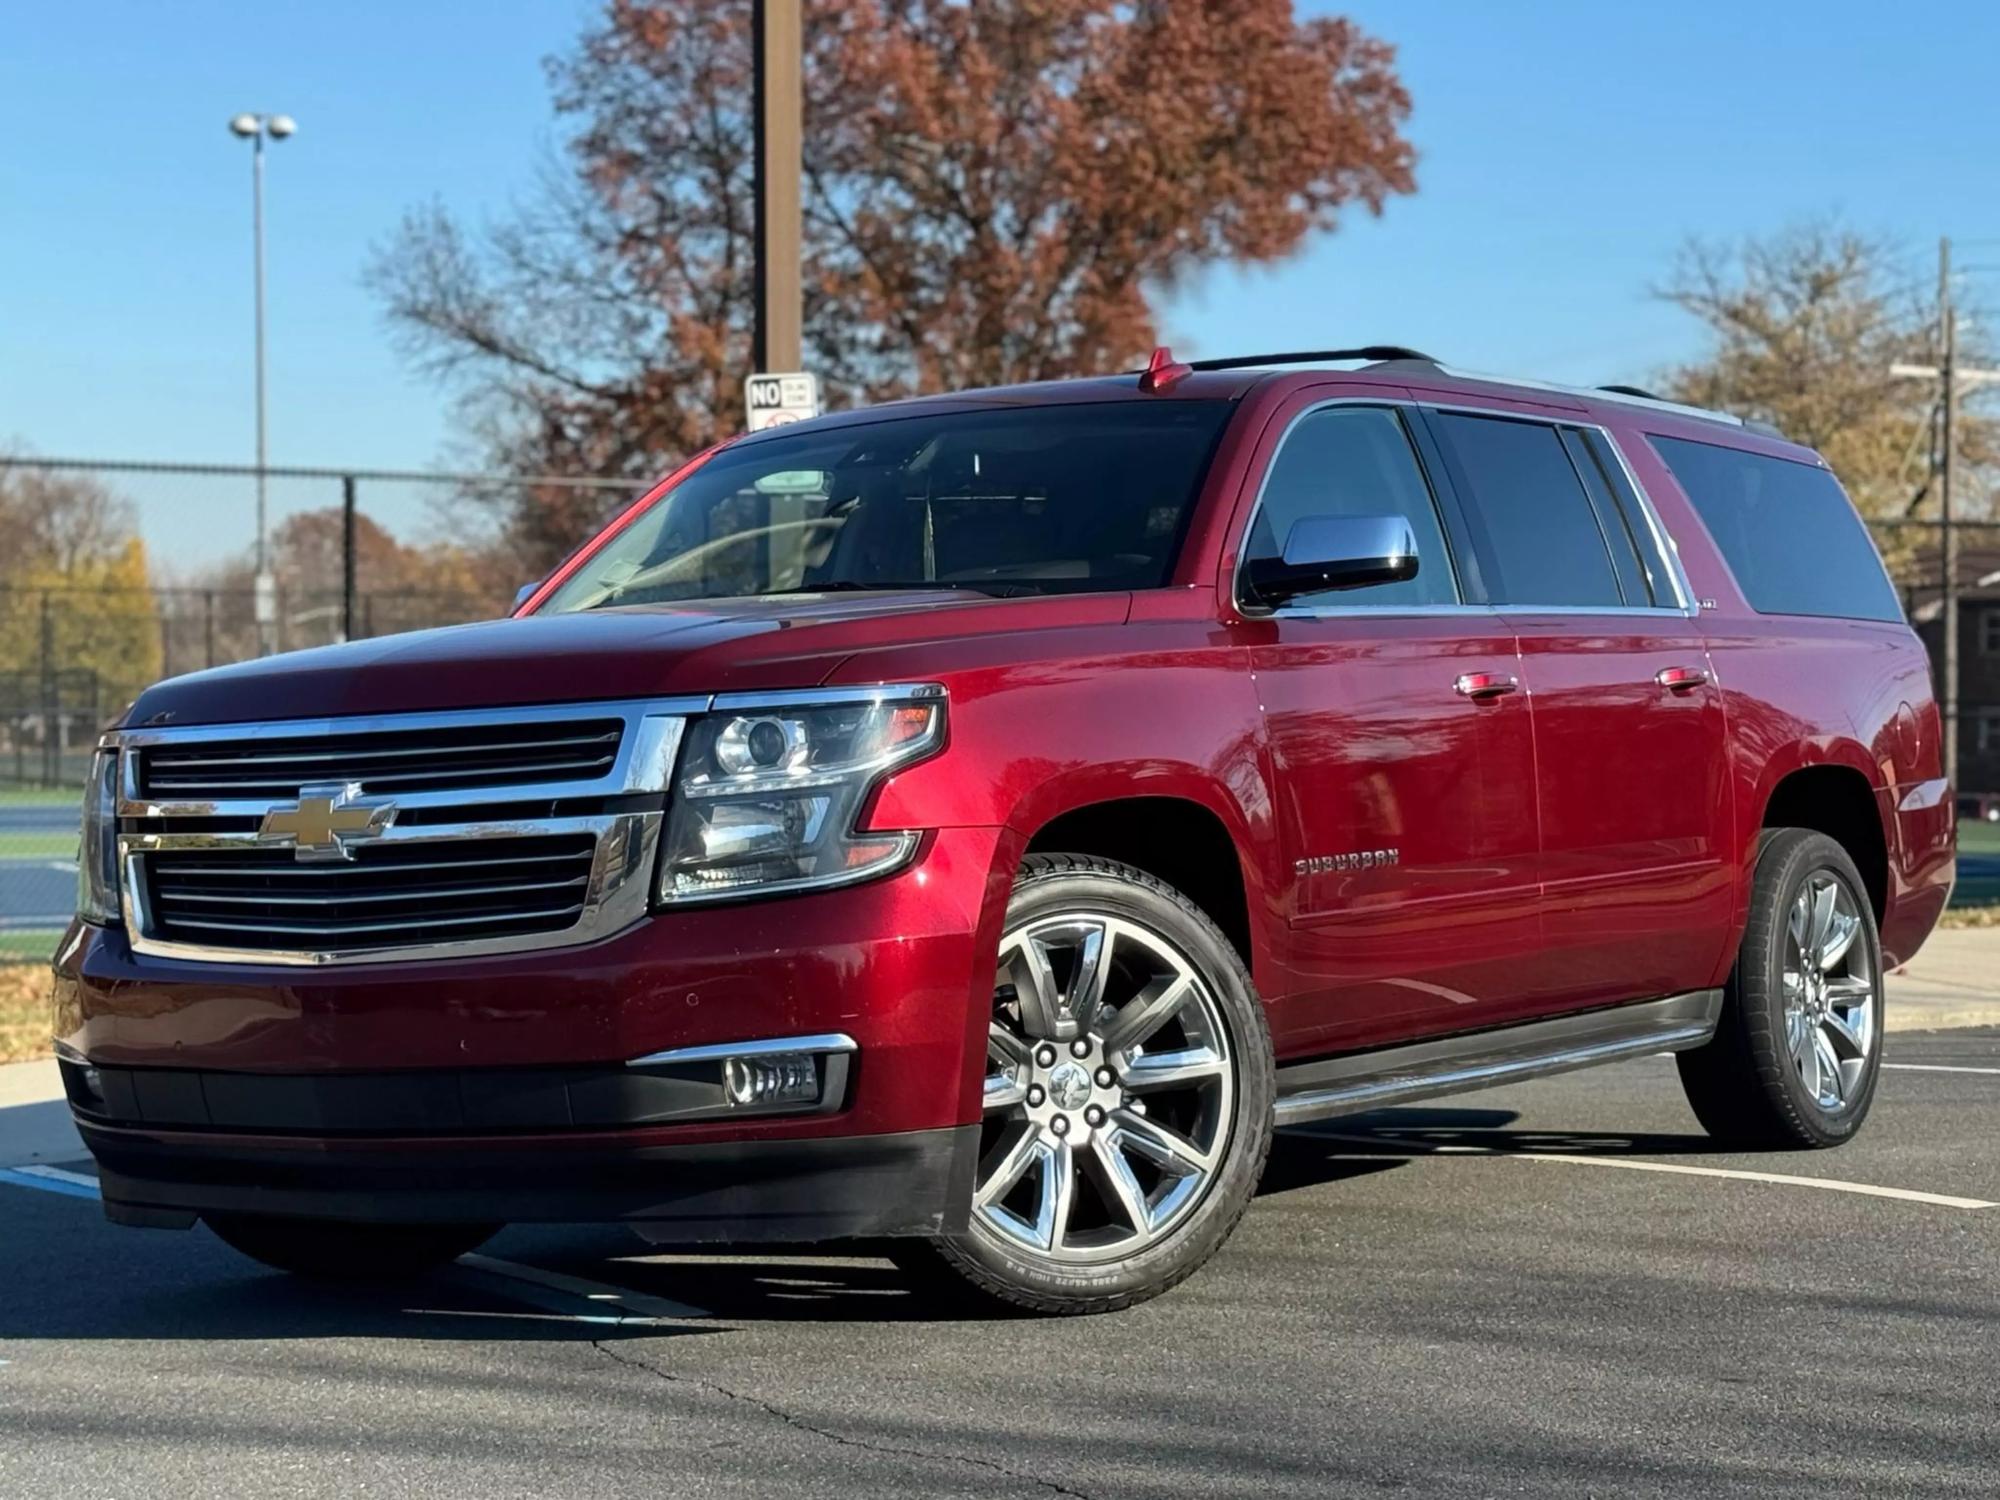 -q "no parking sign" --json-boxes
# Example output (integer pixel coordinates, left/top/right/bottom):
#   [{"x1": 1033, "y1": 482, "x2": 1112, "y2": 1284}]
[{"x1": 744, "y1": 371, "x2": 821, "y2": 431}]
